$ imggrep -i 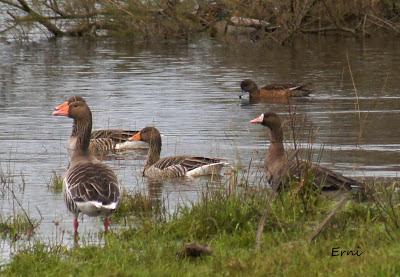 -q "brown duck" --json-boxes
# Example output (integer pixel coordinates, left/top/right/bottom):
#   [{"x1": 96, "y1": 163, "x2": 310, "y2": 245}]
[
  {"x1": 240, "y1": 79, "x2": 312, "y2": 100},
  {"x1": 129, "y1": 127, "x2": 228, "y2": 178},
  {"x1": 53, "y1": 97, "x2": 120, "y2": 235},
  {"x1": 250, "y1": 112, "x2": 361, "y2": 191},
  {"x1": 59, "y1": 96, "x2": 148, "y2": 155}
]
